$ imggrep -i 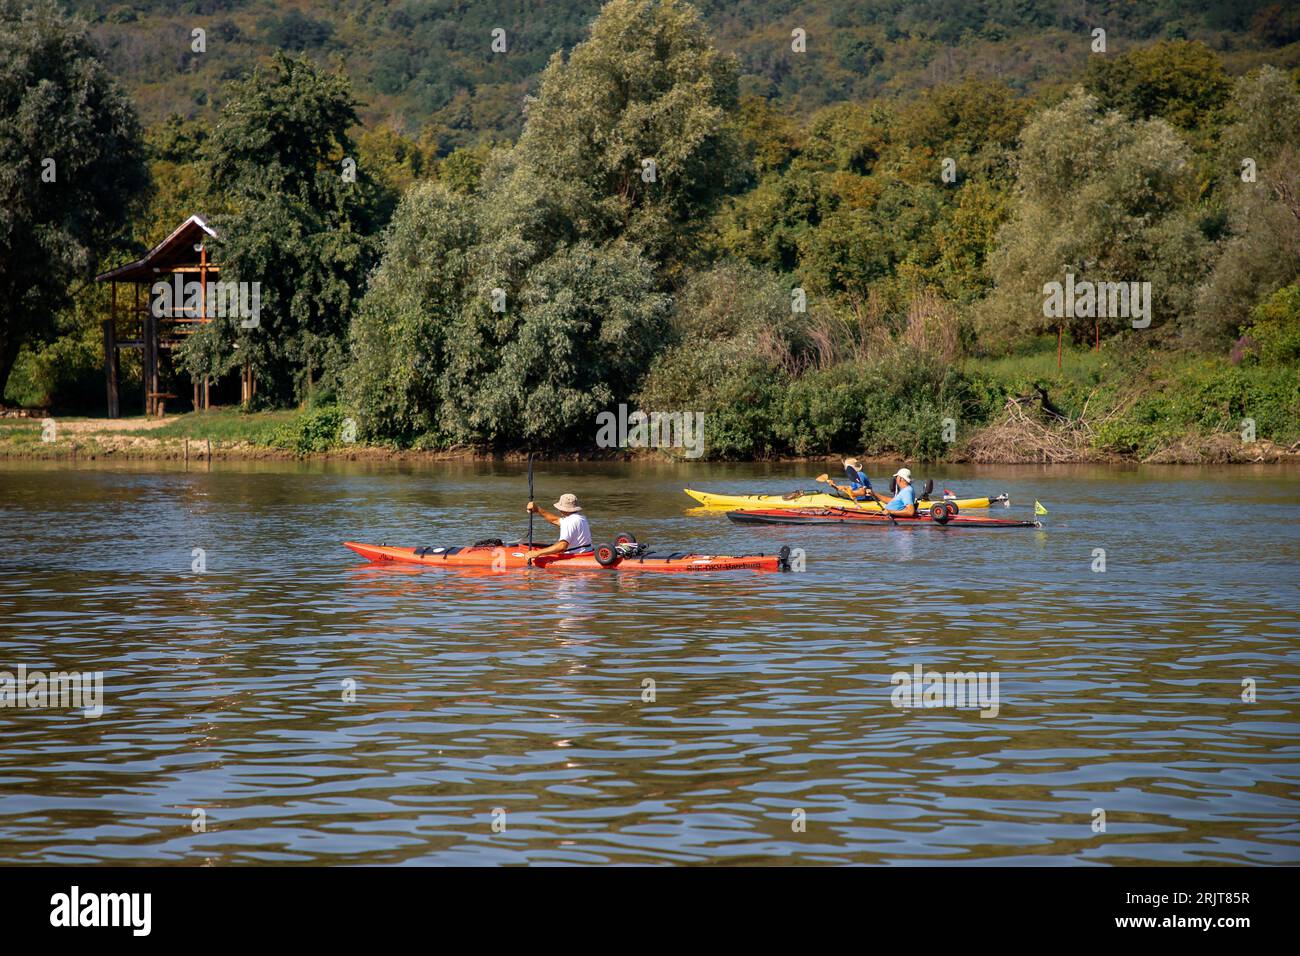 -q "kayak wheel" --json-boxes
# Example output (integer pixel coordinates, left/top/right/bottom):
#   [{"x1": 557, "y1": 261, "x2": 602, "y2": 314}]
[
  {"x1": 614, "y1": 531, "x2": 637, "y2": 546},
  {"x1": 946, "y1": 502, "x2": 959, "y2": 516},
  {"x1": 929, "y1": 501, "x2": 954, "y2": 524},
  {"x1": 595, "y1": 543, "x2": 619, "y2": 567}
]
